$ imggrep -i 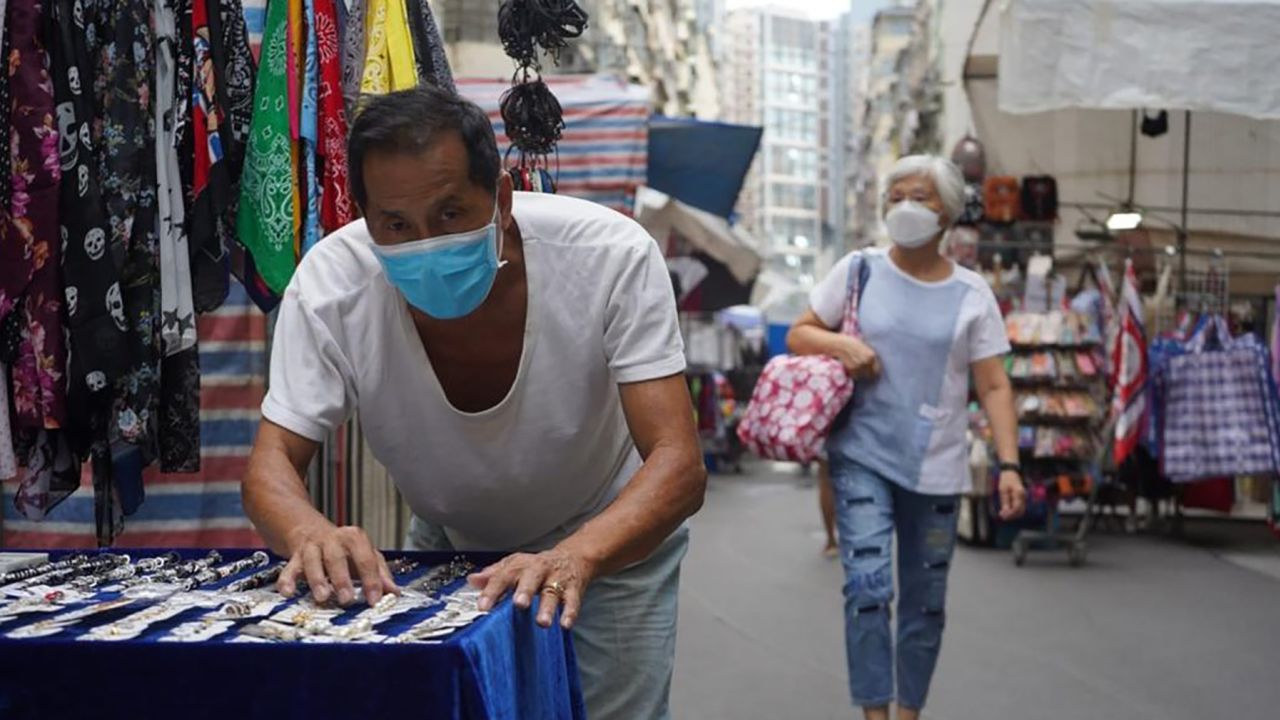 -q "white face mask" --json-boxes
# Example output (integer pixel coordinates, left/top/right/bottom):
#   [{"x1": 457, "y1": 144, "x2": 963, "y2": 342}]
[{"x1": 885, "y1": 201, "x2": 942, "y2": 248}]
